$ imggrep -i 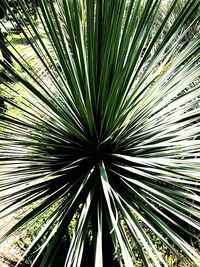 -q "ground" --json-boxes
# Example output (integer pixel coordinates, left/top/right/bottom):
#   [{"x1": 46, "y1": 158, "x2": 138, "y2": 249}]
[{"x1": 0, "y1": 210, "x2": 22, "y2": 267}]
